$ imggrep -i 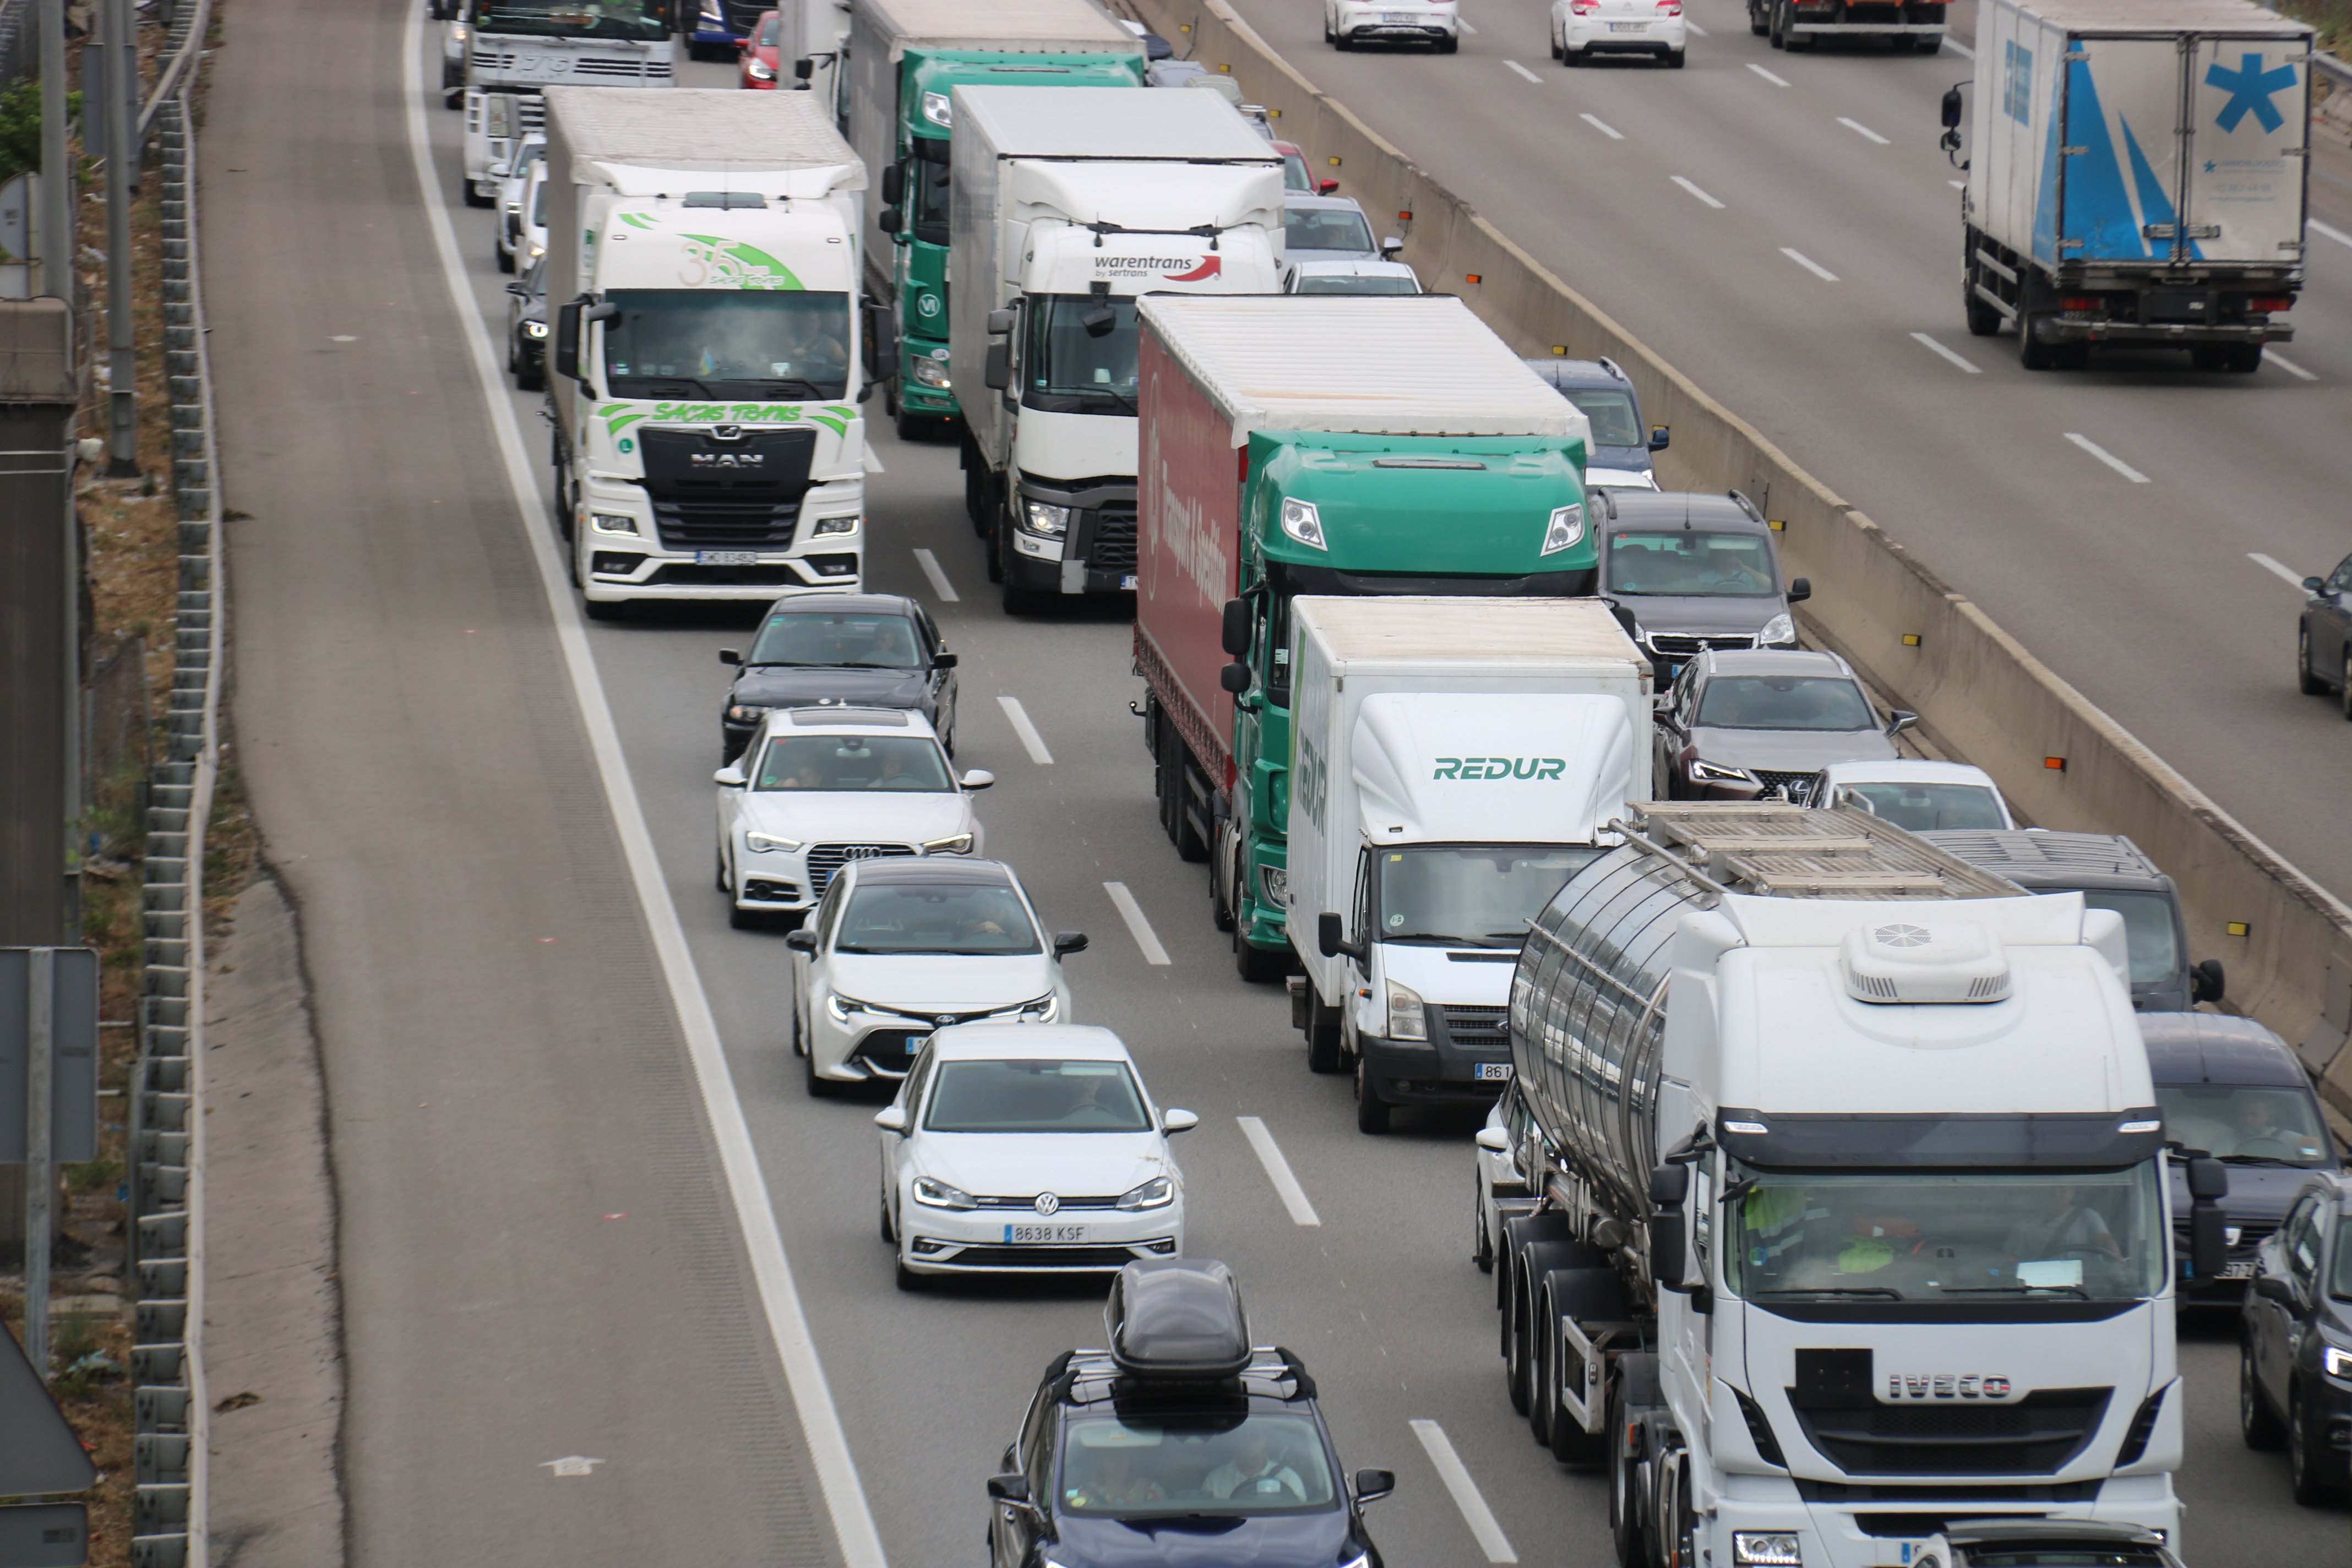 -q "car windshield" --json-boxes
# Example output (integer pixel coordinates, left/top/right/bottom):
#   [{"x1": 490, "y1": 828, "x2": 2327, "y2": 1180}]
[
  {"x1": 747, "y1": 610, "x2": 922, "y2": 668},
  {"x1": 758, "y1": 13, "x2": 778, "y2": 43},
  {"x1": 753, "y1": 734, "x2": 952, "y2": 791},
  {"x1": 1058, "y1": 1411, "x2": 1340, "y2": 1517},
  {"x1": 1696, "y1": 674, "x2": 1873, "y2": 731},
  {"x1": 923, "y1": 1059, "x2": 1150, "y2": 1133},
  {"x1": 1607, "y1": 530, "x2": 1776, "y2": 597},
  {"x1": 834, "y1": 883, "x2": 1041, "y2": 955},
  {"x1": 2155, "y1": 1084, "x2": 2331, "y2": 1164},
  {"x1": 1559, "y1": 388, "x2": 1642, "y2": 447},
  {"x1": 1379, "y1": 846, "x2": 1605, "y2": 947},
  {"x1": 1025, "y1": 295, "x2": 1137, "y2": 414},
  {"x1": 1284, "y1": 206, "x2": 1374, "y2": 252},
  {"x1": 2082, "y1": 891, "x2": 2180, "y2": 987},
  {"x1": 602, "y1": 289, "x2": 851, "y2": 399},
  {"x1": 470, "y1": 0, "x2": 669, "y2": 41},
  {"x1": 1723, "y1": 1164, "x2": 2166, "y2": 1303},
  {"x1": 1282, "y1": 151, "x2": 1311, "y2": 190},
  {"x1": 1840, "y1": 781, "x2": 2007, "y2": 832},
  {"x1": 1294, "y1": 273, "x2": 1417, "y2": 295}
]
